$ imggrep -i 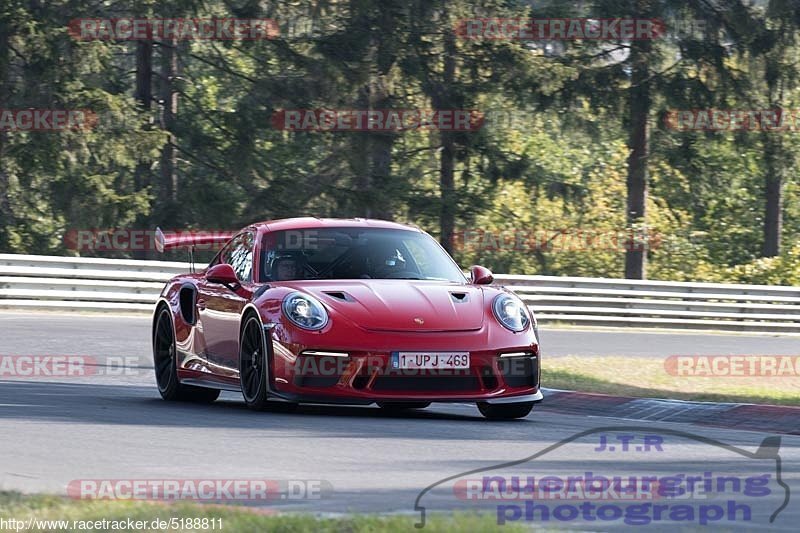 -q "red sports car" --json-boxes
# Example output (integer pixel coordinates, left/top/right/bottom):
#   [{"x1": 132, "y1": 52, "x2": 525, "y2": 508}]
[{"x1": 152, "y1": 218, "x2": 541, "y2": 419}]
